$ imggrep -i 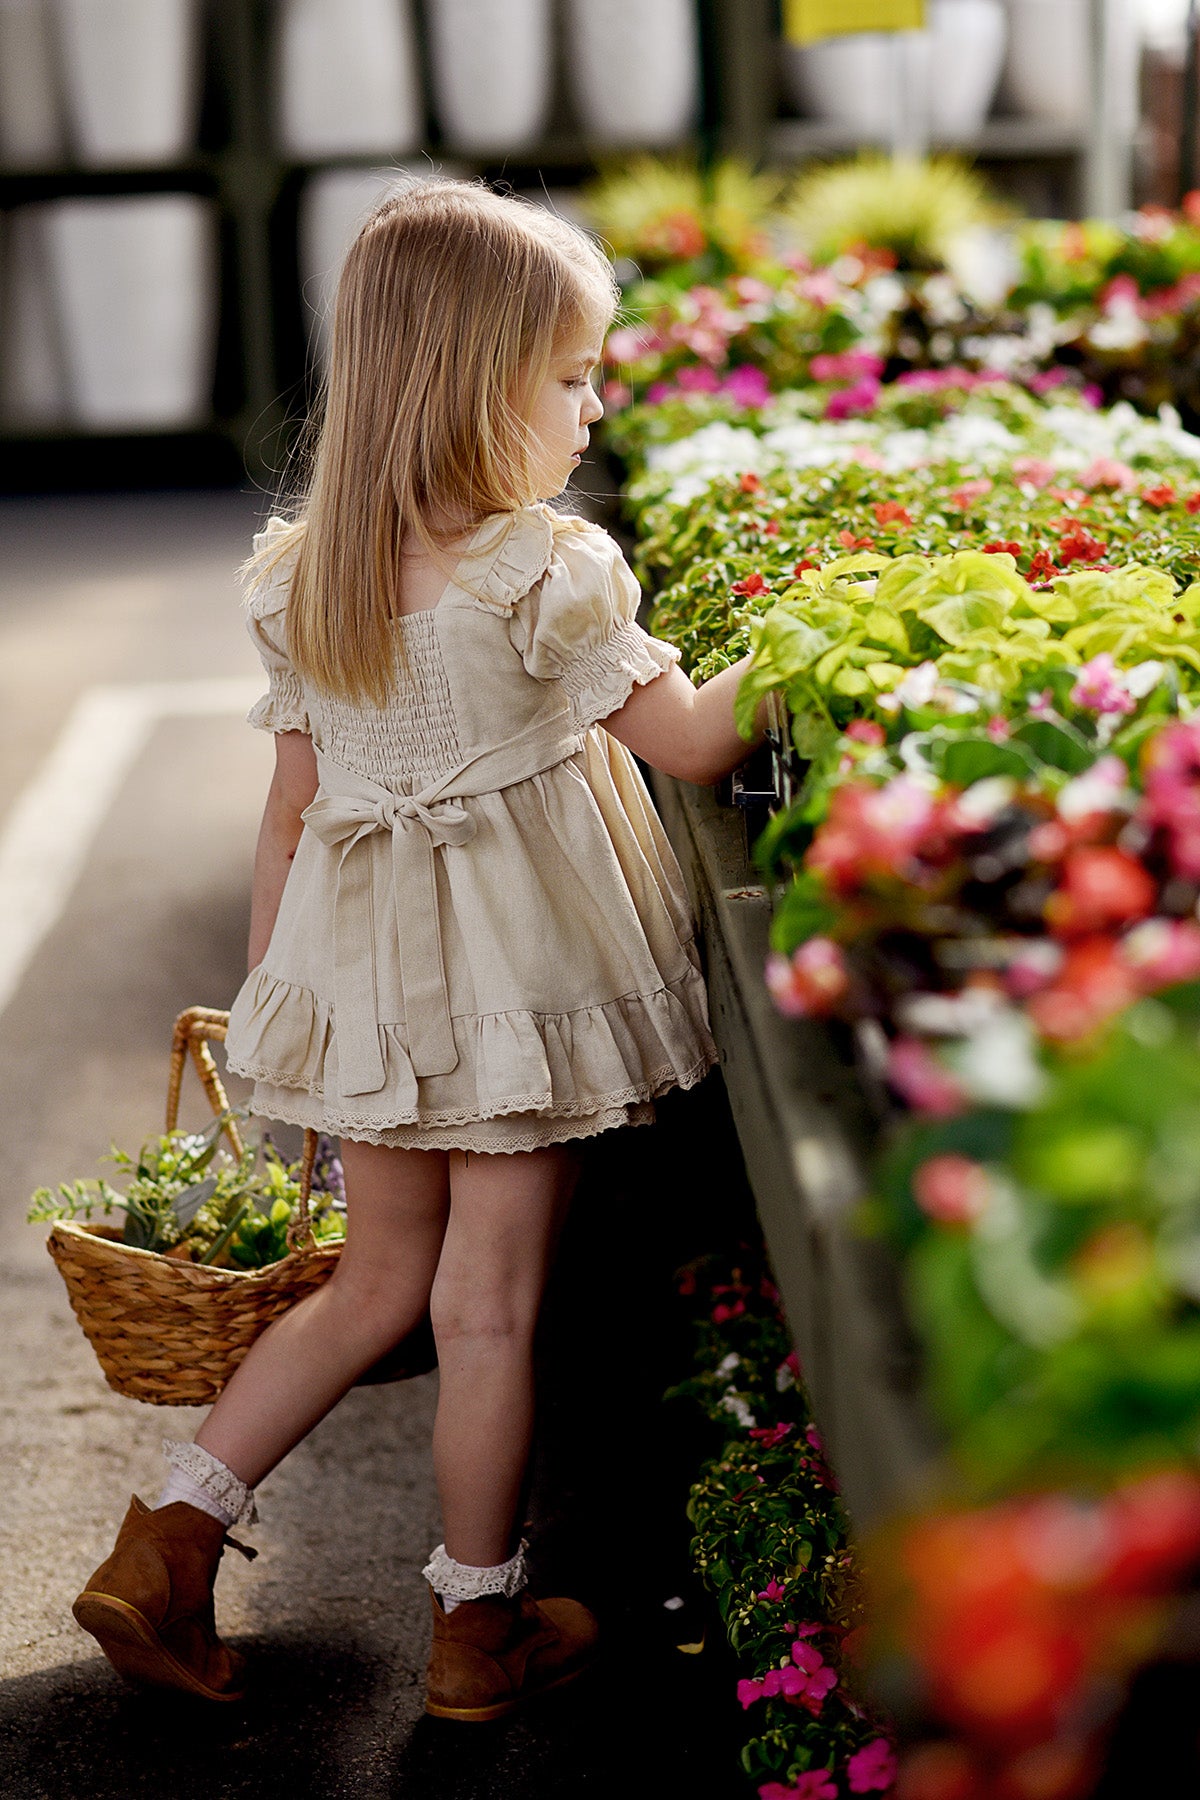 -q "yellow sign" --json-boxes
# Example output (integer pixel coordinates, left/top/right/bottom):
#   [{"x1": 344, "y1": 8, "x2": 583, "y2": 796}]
[{"x1": 783, "y1": 0, "x2": 925, "y2": 43}]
